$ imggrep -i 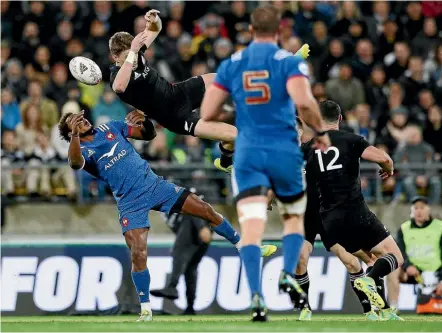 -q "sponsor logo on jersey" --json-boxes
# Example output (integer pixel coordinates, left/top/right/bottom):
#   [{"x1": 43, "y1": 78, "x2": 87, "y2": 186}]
[
  {"x1": 97, "y1": 142, "x2": 119, "y2": 162},
  {"x1": 121, "y1": 218, "x2": 129, "y2": 227}
]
